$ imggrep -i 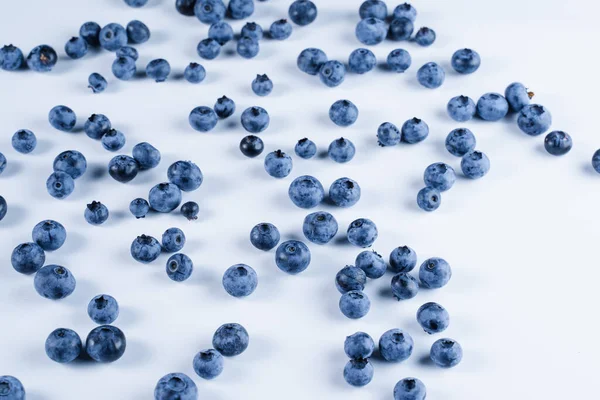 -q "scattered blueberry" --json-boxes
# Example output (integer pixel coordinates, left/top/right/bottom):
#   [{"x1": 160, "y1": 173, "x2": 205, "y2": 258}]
[
  {"x1": 27, "y1": 45, "x2": 58, "y2": 72},
  {"x1": 32, "y1": 220, "x2": 66, "y2": 251},
  {"x1": 355, "y1": 17, "x2": 387, "y2": 45},
  {"x1": 88, "y1": 294, "x2": 119, "y2": 325},
  {"x1": 388, "y1": 18, "x2": 414, "y2": 41},
  {"x1": 505, "y1": 82, "x2": 533, "y2": 112},
  {"x1": 154, "y1": 373, "x2": 197, "y2": 400},
  {"x1": 419, "y1": 257, "x2": 452, "y2": 288},
  {"x1": 393, "y1": 3, "x2": 417, "y2": 21},
  {"x1": 391, "y1": 273, "x2": 419, "y2": 300},
  {"x1": 339, "y1": 290, "x2": 370, "y2": 319},
  {"x1": 241, "y1": 106, "x2": 270, "y2": 133},
  {"x1": 132, "y1": 142, "x2": 161, "y2": 170},
  {"x1": 189, "y1": 106, "x2": 218, "y2": 132},
  {"x1": 181, "y1": 201, "x2": 200, "y2": 220},
  {"x1": 108, "y1": 155, "x2": 139, "y2": 183},
  {"x1": 377, "y1": 122, "x2": 401, "y2": 147},
  {"x1": 48, "y1": 105, "x2": 76, "y2": 132},
  {"x1": 99, "y1": 23, "x2": 128, "y2": 51},
  {"x1": 84, "y1": 201, "x2": 109, "y2": 225},
  {"x1": 447, "y1": 95, "x2": 476, "y2": 122},
  {"x1": 430, "y1": 338, "x2": 462, "y2": 368},
  {"x1": 417, "y1": 187, "x2": 441, "y2": 212},
  {"x1": 116, "y1": 46, "x2": 138, "y2": 61},
  {"x1": 168, "y1": 161, "x2": 203, "y2": 192},
  {"x1": 417, "y1": 62, "x2": 445, "y2": 89},
  {"x1": 209, "y1": 21, "x2": 234, "y2": 45},
  {"x1": 445, "y1": 128, "x2": 476, "y2": 157},
  {"x1": 162, "y1": 227, "x2": 186, "y2": 253},
  {"x1": 329, "y1": 100, "x2": 359, "y2": 127},
  {"x1": 424, "y1": 162, "x2": 456, "y2": 191},
  {"x1": 394, "y1": 378, "x2": 427, "y2": 400},
  {"x1": 288, "y1": 175, "x2": 325, "y2": 209},
  {"x1": 126, "y1": 20, "x2": 151, "y2": 44},
  {"x1": 131, "y1": 234, "x2": 162, "y2": 263},
  {"x1": 242, "y1": 22, "x2": 263, "y2": 41},
  {"x1": 401, "y1": 117, "x2": 429, "y2": 144},
  {"x1": 592, "y1": 150, "x2": 600, "y2": 173},
  {"x1": 146, "y1": 59, "x2": 171, "y2": 82},
  {"x1": 344, "y1": 332, "x2": 375, "y2": 359},
  {"x1": 197, "y1": 38, "x2": 221, "y2": 60},
  {"x1": 46, "y1": 172, "x2": 75, "y2": 199},
  {"x1": 0, "y1": 376, "x2": 25, "y2": 400},
  {"x1": 222, "y1": 264, "x2": 258, "y2": 297},
  {"x1": 252, "y1": 74, "x2": 273, "y2": 96},
  {"x1": 88, "y1": 73, "x2": 108, "y2": 93},
  {"x1": 359, "y1": 0, "x2": 388, "y2": 20},
  {"x1": 129, "y1": 198, "x2": 150, "y2": 219},
  {"x1": 45, "y1": 328, "x2": 82, "y2": 363},
  {"x1": 451, "y1": 48, "x2": 481, "y2": 74},
  {"x1": 417, "y1": 302, "x2": 449, "y2": 334},
  {"x1": 64, "y1": 37, "x2": 88, "y2": 59},
  {"x1": 184, "y1": 63, "x2": 206, "y2": 83},
  {"x1": 0, "y1": 152, "x2": 6, "y2": 175},
  {"x1": 54, "y1": 150, "x2": 87, "y2": 179},
  {"x1": 11, "y1": 129, "x2": 36, "y2": 154},
  {"x1": 237, "y1": 36, "x2": 259, "y2": 58},
  {"x1": 264, "y1": 150, "x2": 292, "y2": 178},
  {"x1": 297, "y1": 48, "x2": 327, "y2": 75},
  {"x1": 414, "y1": 27, "x2": 436, "y2": 46},
  {"x1": 335, "y1": 266, "x2": 366, "y2": 294},
  {"x1": 250, "y1": 223, "x2": 280, "y2": 251},
  {"x1": 379, "y1": 328, "x2": 413, "y2": 362},
  {"x1": 193, "y1": 349, "x2": 224, "y2": 380},
  {"x1": 228, "y1": 0, "x2": 254, "y2": 19},
  {"x1": 544, "y1": 131, "x2": 572, "y2": 156},
  {"x1": 461, "y1": 150, "x2": 490, "y2": 179},
  {"x1": 389, "y1": 246, "x2": 417, "y2": 273},
  {"x1": 176, "y1": 0, "x2": 197, "y2": 16},
  {"x1": 319, "y1": 60, "x2": 346, "y2": 87},
  {"x1": 348, "y1": 48, "x2": 376, "y2": 74},
  {"x1": 166, "y1": 253, "x2": 194, "y2": 282},
  {"x1": 329, "y1": 177, "x2": 361, "y2": 207},
  {"x1": 476, "y1": 93, "x2": 509, "y2": 121},
  {"x1": 11, "y1": 242, "x2": 46, "y2": 274},
  {"x1": 80, "y1": 22, "x2": 102, "y2": 47},
  {"x1": 86, "y1": 325, "x2": 126, "y2": 362},
  {"x1": 517, "y1": 104, "x2": 552, "y2": 136},
  {"x1": 195, "y1": 0, "x2": 226, "y2": 24},
  {"x1": 112, "y1": 57, "x2": 137, "y2": 80},
  {"x1": 387, "y1": 48, "x2": 411, "y2": 72},
  {"x1": 289, "y1": 0, "x2": 317, "y2": 26},
  {"x1": 1, "y1": 44, "x2": 24, "y2": 70},
  {"x1": 214, "y1": 96, "x2": 235, "y2": 118},
  {"x1": 269, "y1": 19, "x2": 293, "y2": 40},
  {"x1": 355, "y1": 250, "x2": 386, "y2": 279},
  {"x1": 275, "y1": 240, "x2": 311, "y2": 274},
  {"x1": 343, "y1": 359, "x2": 374, "y2": 387},
  {"x1": 124, "y1": 0, "x2": 148, "y2": 7},
  {"x1": 102, "y1": 130, "x2": 126, "y2": 152},
  {"x1": 212, "y1": 323, "x2": 249, "y2": 356},
  {"x1": 0, "y1": 196, "x2": 6, "y2": 222},
  {"x1": 295, "y1": 138, "x2": 317, "y2": 159},
  {"x1": 328, "y1": 137, "x2": 356, "y2": 163},
  {"x1": 240, "y1": 135, "x2": 264, "y2": 158},
  {"x1": 34, "y1": 265, "x2": 76, "y2": 300},
  {"x1": 347, "y1": 218, "x2": 378, "y2": 248},
  {"x1": 303, "y1": 211, "x2": 338, "y2": 244}
]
